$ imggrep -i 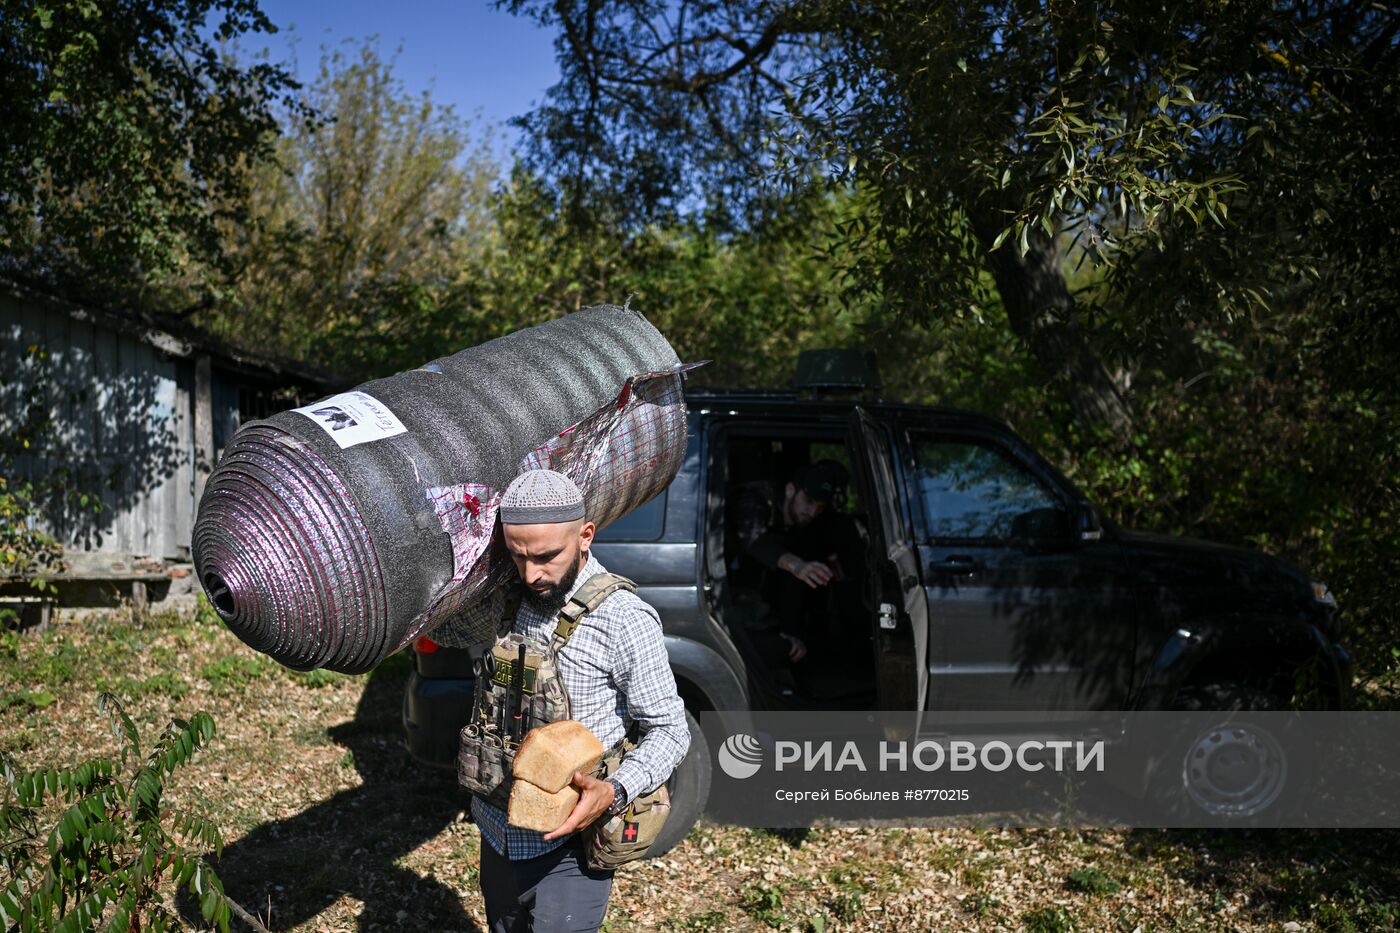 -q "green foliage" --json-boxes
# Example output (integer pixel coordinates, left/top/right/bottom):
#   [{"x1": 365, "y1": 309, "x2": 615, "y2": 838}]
[
  {"x1": 665, "y1": 909, "x2": 728, "y2": 931},
  {"x1": 1022, "y1": 904, "x2": 1078, "y2": 933},
  {"x1": 822, "y1": 869, "x2": 864, "y2": 922},
  {"x1": 94, "y1": 672, "x2": 189, "y2": 701},
  {"x1": 192, "y1": 595, "x2": 223, "y2": 631},
  {"x1": 1311, "y1": 879, "x2": 1400, "y2": 932},
  {"x1": 0, "y1": 475, "x2": 62, "y2": 584},
  {"x1": 0, "y1": 691, "x2": 57, "y2": 712},
  {"x1": 964, "y1": 893, "x2": 1004, "y2": 918},
  {"x1": 290, "y1": 667, "x2": 347, "y2": 689},
  {"x1": 827, "y1": 887, "x2": 861, "y2": 923},
  {"x1": 196, "y1": 40, "x2": 879, "y2": 386},
  {"x1": 481, "y1": 170, "x2": 875, "y2": 389},
  {"x1": 0, "y1": 639, "x2": 81, "y2": 703},
  {"x1": 0, "y1": 628, "x2": 77, "y2": 717},
  {"x1": 0, "y1": 694, "x2": 230, "y2": 932},
  {"x1": 740, "y1": 881, "x2": 787, "y2": 927},
  {"x1": 506, "y1": 0, "x2": 1397, "y2": 321},
  {"x1": 0, "y1": 346, "x2": 73, "y2": 587},
  {"x1": 1065, "y1": 866, "x2": 1121, "y2": 896},
  {"x1": 0, "y1": 0, "x2": 305, "y2": 306},
  {"x1": 199, "y1": 654, "x2": 270, "y2": 692},
  {"x1": 198, "y1": 40, "x2": 498, "y2": 373},
  {"x1": 504, "y1": 0, "x2": 1400, "y2": 445}
]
